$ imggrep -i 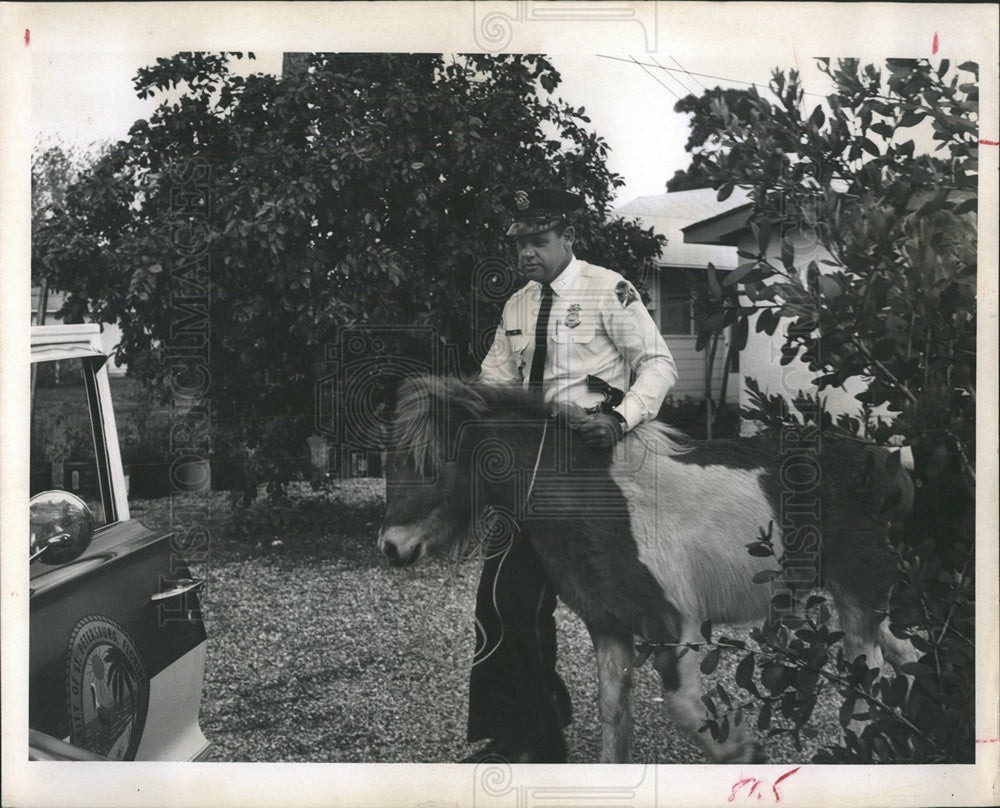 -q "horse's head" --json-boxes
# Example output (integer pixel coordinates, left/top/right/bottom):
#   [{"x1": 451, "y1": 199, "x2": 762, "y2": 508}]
[{"x1": 378, "y1": 376, "x2": 484, "y2": 566}]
